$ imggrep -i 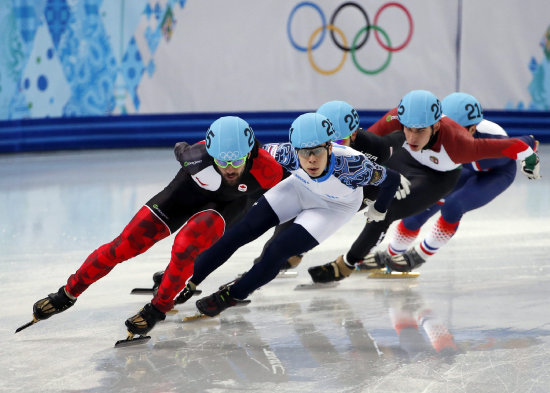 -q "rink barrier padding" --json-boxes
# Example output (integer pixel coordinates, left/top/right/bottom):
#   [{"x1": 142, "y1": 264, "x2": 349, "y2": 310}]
[{"x1": 1, "y1": 110, "x2": 549, "y2": 153}]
